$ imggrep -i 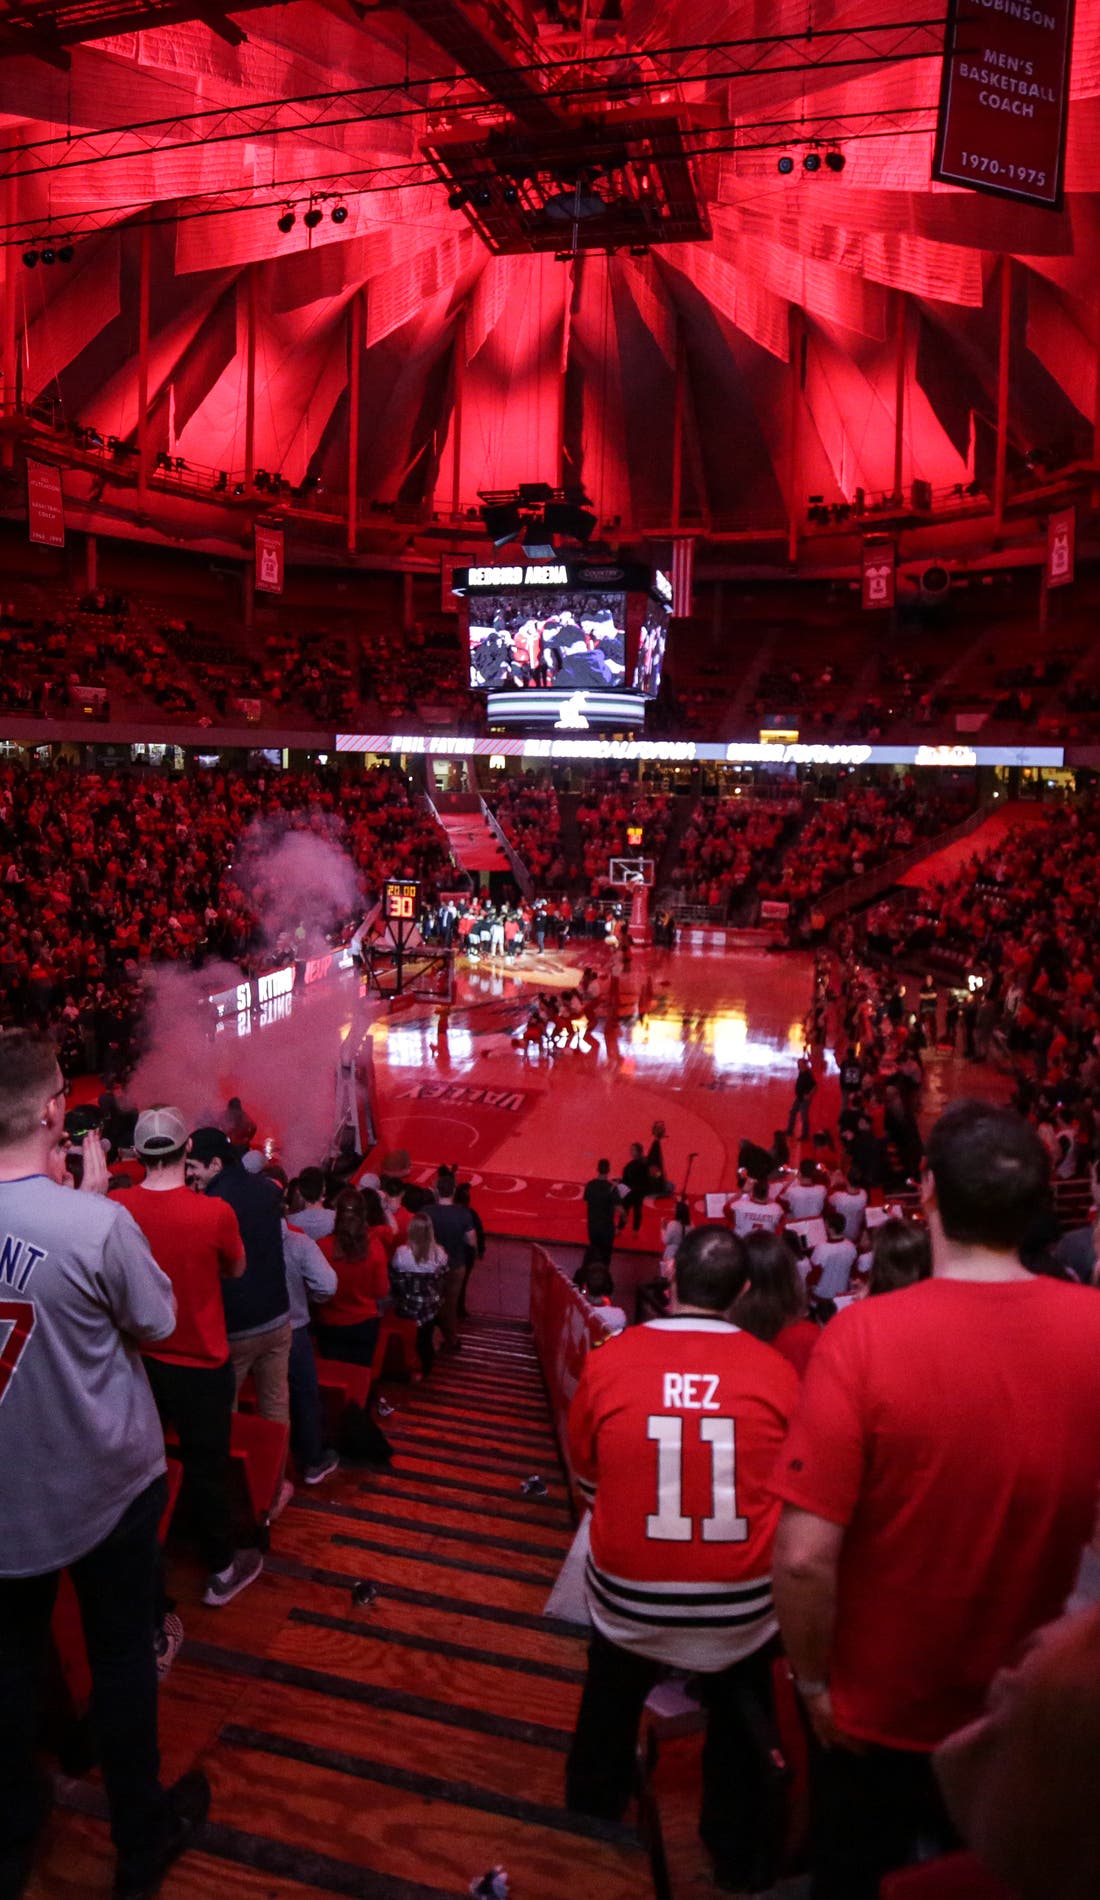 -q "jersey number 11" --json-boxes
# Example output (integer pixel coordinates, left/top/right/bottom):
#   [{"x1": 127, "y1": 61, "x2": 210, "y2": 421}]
[{"x1": 646, "y1": 1414, "x2": 748, "y2": 1543}]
